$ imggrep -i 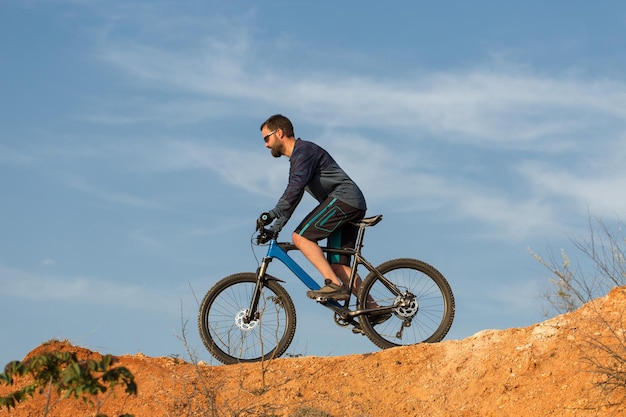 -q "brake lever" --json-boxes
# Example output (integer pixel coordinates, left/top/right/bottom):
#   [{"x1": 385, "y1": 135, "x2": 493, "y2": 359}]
[{"x1": 256, "y1": 227, "x2": 278, "y2": 245}]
